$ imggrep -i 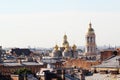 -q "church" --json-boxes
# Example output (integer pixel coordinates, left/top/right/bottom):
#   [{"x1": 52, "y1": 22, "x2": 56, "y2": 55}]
[
  {"x1": 51, "y1": 34, "x2": 78, "y2": 58},
  {"x1": 85, "y1": 22, "x2": 97, "y2": 56},
  {"x1": 51, "y1": 22, "x2": 97, "y2": 58}
]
